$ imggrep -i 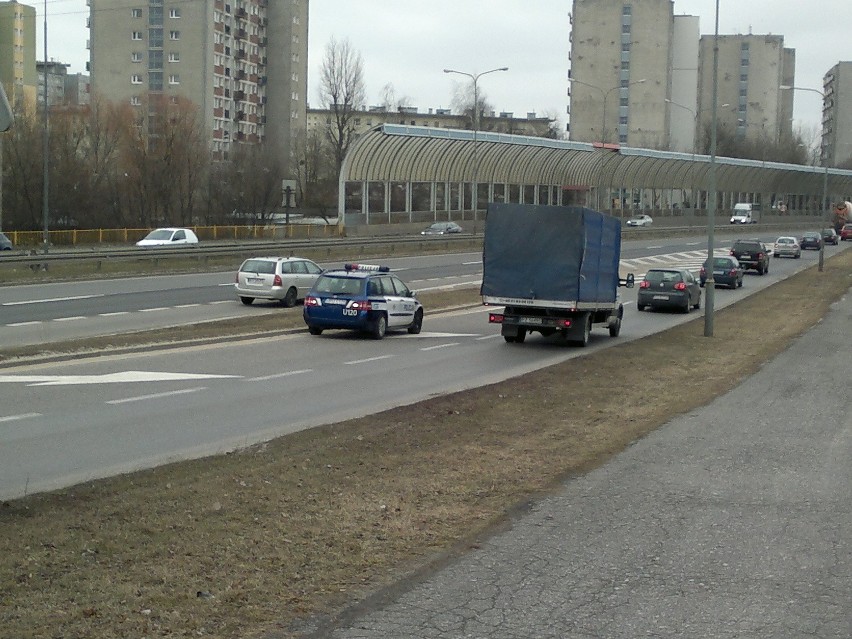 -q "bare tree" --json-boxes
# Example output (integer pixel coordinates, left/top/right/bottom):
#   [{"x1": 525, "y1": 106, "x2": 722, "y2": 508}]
[
  {"x1": 450, "y1": 83, "x2": 495, "y2": 130},
  {"x1": 379, "y1": 83, "x2": 412, "y2": 111},
  {"x1": 319, "y1": 37, "x2": 367, "y2": 174}
]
